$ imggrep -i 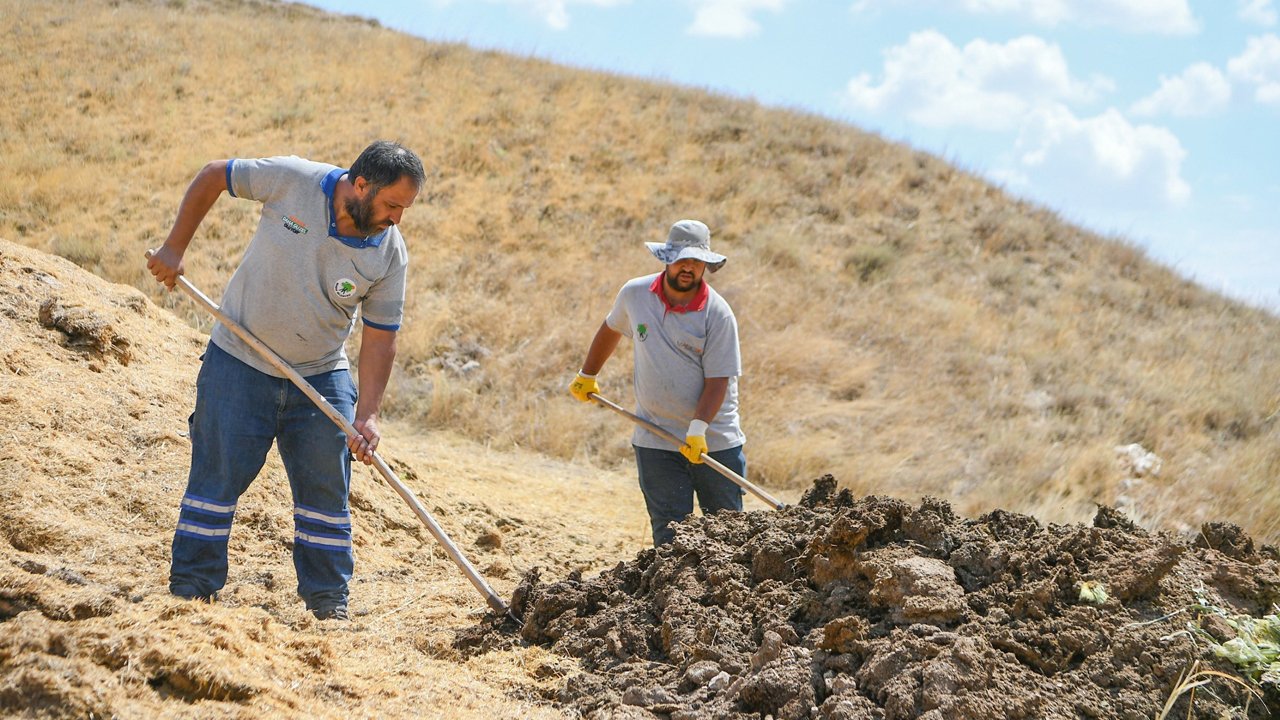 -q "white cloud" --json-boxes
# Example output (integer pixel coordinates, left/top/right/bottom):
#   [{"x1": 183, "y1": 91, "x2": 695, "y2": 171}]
[
  {"x1": 850, "y1": 0, "x2": 1198, "y2": 34},
  {"x1": 465, "y1": 0, "x2": 629, "y2": 30},
  {"x1": 1240, "y1": 0, "x2": 1278, "y2": 27},
  {"x1": 1228, "y1": 34, "x2": 1280, "y2": 106},
  {"x1": 1130, "y1": 63, "x2": 1232, "y2": 117},
  {"x1": 845, "y1": 31, "x2": 1109, "y2": 130},
  {"x1": 1014, "y1": 105, "x2": 1190, "y2": 209},
  {"x1": 687, "y1": 0, "x2": 790, "y2": 38}
]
